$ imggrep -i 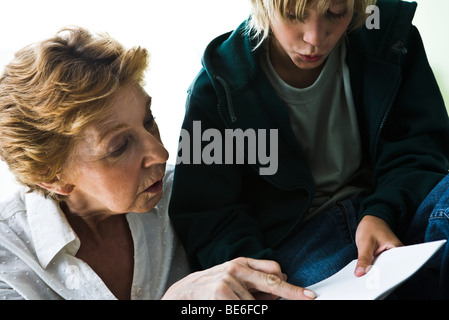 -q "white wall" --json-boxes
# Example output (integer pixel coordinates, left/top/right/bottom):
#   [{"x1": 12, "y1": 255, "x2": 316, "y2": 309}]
[
  {"x1": 412, "y1": 0, "x2": 449, "y2": 104},
  {"x1": 0, "y1": 0, "x2": 250, "y2": 196},
  {"x1": 0, "y1": 0, "x2": 447, "y2": 197}
]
